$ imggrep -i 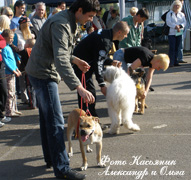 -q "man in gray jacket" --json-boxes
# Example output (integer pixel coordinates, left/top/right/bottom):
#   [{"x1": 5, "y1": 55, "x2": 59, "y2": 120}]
[
  {"x1": 30, "y1": 2, "x2": 46, "y2": 37},
  {"x1": 25, "y1": 0, "x2": 100, "y2": 179}
]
